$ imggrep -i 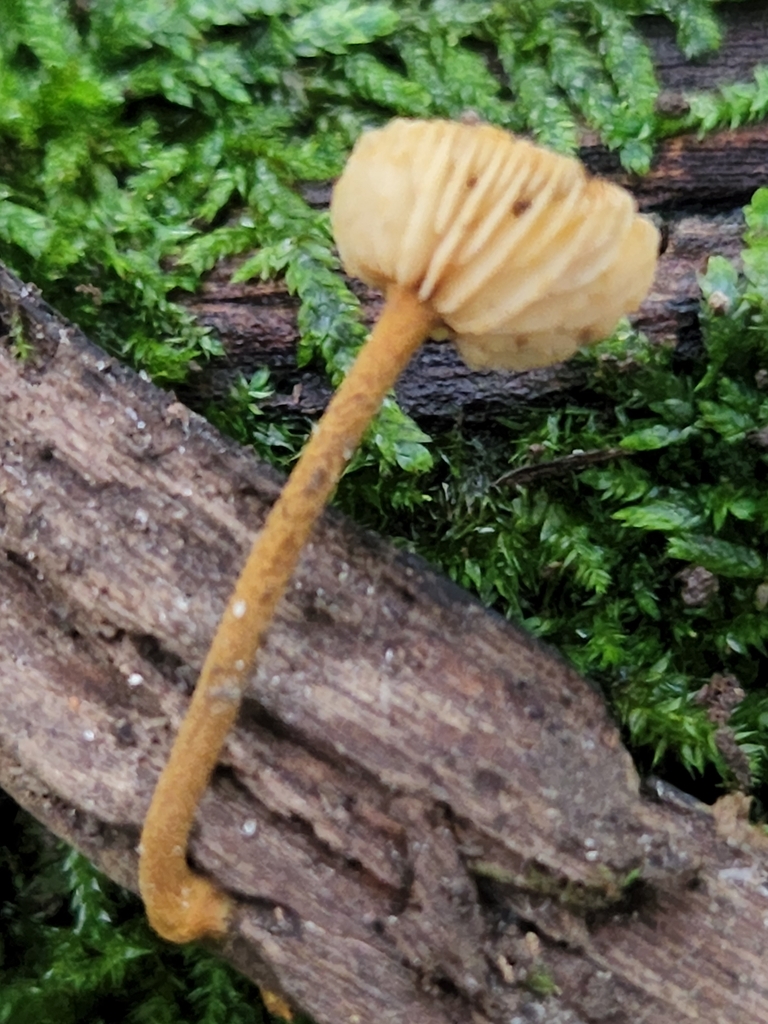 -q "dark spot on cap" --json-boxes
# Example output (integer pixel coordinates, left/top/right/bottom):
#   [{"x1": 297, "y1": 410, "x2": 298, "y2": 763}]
[
  {"x1": 466, "y1": 175, "x2": 478, "y2": 189},
  {"x1": 512, "y1": 197, "x2": 532, "y2": 217}
]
